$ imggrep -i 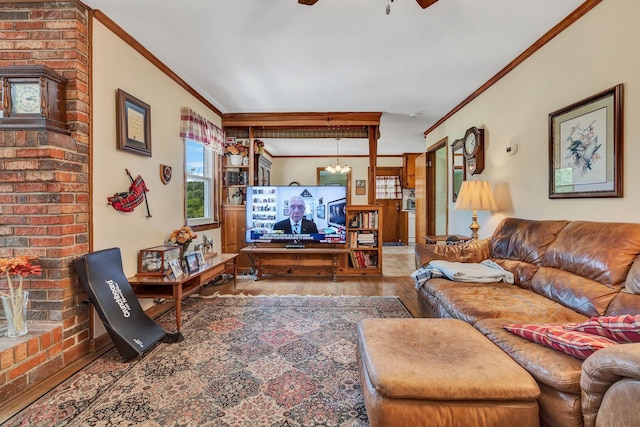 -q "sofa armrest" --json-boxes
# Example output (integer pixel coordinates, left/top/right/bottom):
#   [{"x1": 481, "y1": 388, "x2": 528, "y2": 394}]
[
  {"x1": 580, "y1": 343, "x2": 640, "y2": 427},
  {"x1": 414, "y1": 239, "x2": 490, "y2": 269}
]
